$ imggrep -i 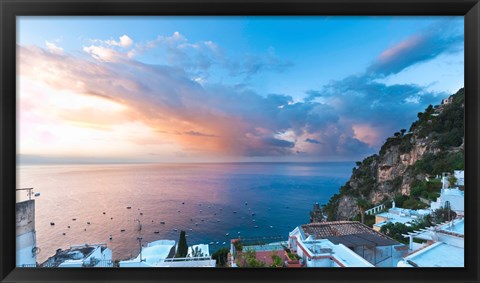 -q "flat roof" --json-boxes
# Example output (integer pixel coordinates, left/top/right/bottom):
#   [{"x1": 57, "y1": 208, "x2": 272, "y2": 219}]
[
  {"x1": 439, "y1": 218, "x2": 464, "y2": 236},
  {"x1": 40, "y1": 244, "x2": 101, "y2": 267},
  {"x1": 441, "y1": 188, "x2": 464, "y2": 196},
  {"x1": 326, "y1": 232, "x2": 398, "y2": 248},
  {"x1": 404, "y1": 242, "x2": 464, "y2": 267},
  {"x1": 120, "y1": 240, "x2": 176, "y2": 266},
  {"x1": 301, "y1": 239, "x2": 373, "y2": 267}
]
